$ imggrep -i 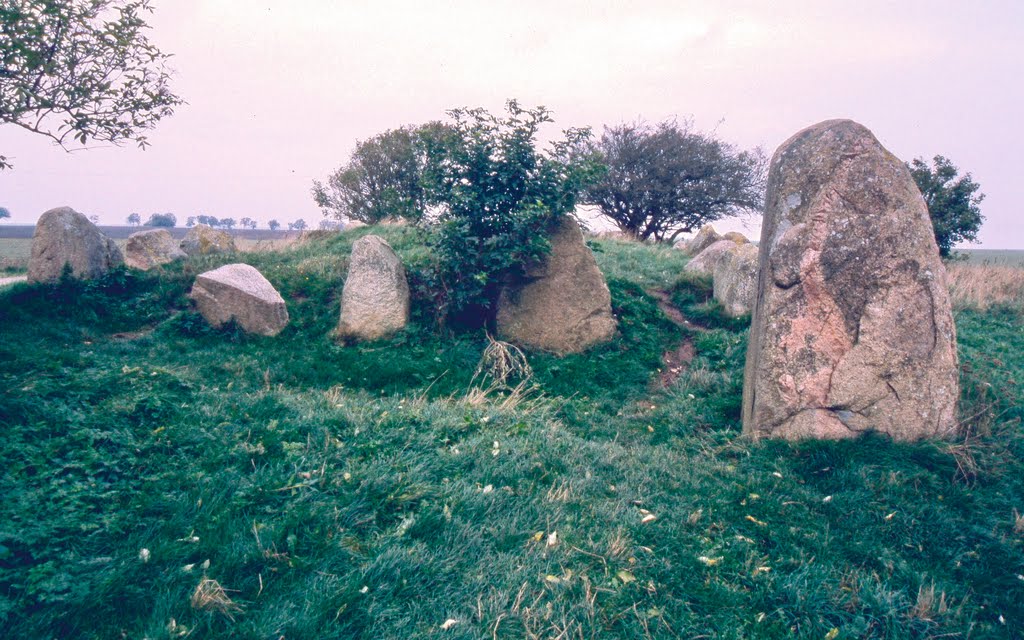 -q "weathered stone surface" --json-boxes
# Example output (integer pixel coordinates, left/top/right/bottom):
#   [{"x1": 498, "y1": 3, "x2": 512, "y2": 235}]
[
  {"x1": 125, "y1": 229, "x2": 186, "y2": 270},
  {"x1": 684, "y1": 239, "x2": 740, "y2": 276},
  {"x1": 337, "y1": 235, "x2": 409, "y2": 340},
  {"x1": 496, "y1": 217, "x2": 616, "y2": 353},
  {"x1": 742, "y1": 119, "x2": 959, "y2": 441},
  {"x1": 180, "y1": 224, "x2": 237, "y2": 256},
  {"x1": 190, "y1": 263, "x2": 289, "y2": 336},
  {"x1": 28, "y1": 207, "x2": 123, "y2": 283},
  {"x1": 713, "y1": 243, "x2": 759, "y2": 317},
  {"x1": 723, "y1": 231, "x2": 750, "y2": 245},
  {"x1": 679, "y1": 225, "x2": 722, "y2": 255}
]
